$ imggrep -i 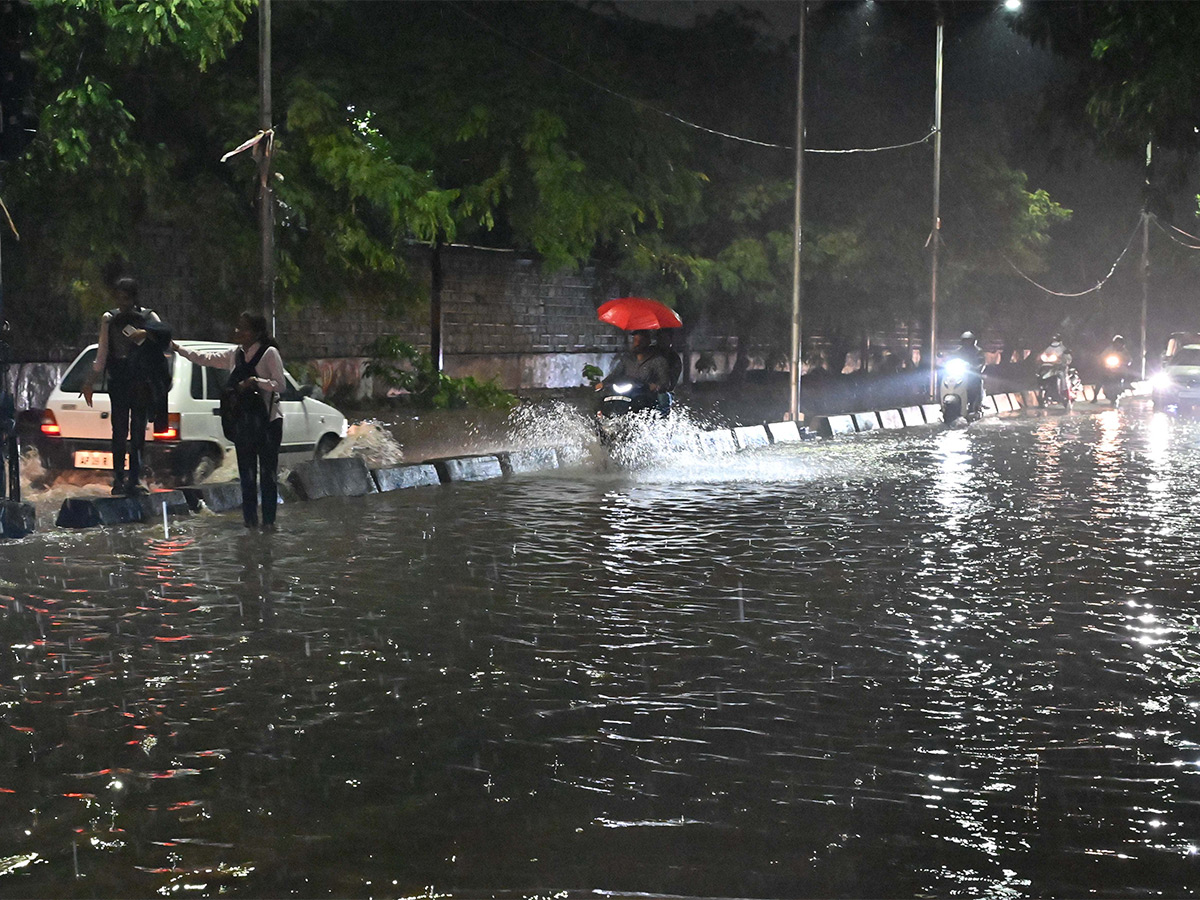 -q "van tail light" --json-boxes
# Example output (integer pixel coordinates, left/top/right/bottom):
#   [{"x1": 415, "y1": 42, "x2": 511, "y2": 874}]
[
  {"x1": 40, "y1": 410, "x2": 61, "y2": 436},
  {"x1": 152, "y1": 413, "x2": 181, "y2": 441}
]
